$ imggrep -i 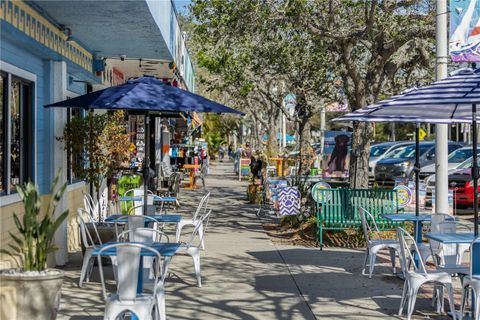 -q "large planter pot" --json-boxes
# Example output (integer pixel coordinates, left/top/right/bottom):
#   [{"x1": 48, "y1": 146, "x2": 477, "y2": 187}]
[{"x1": 0, "y1": 269, "x2": 64, "y2": 320}]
